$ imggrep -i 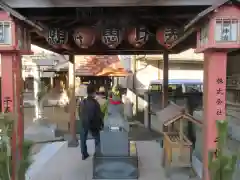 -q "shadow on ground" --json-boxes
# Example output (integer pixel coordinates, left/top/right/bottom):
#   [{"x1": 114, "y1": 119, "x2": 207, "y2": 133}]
[{"x1": 129, "y1": 123, "x2": 162, "y2": 141}]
